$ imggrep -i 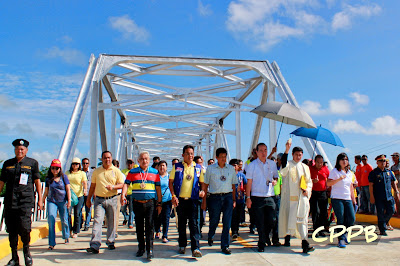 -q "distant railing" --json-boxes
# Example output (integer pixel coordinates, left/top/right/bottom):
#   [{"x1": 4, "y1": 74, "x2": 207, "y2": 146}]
[{"x1": 0, "y1": 182, "x2": 48, "y2": 232}]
